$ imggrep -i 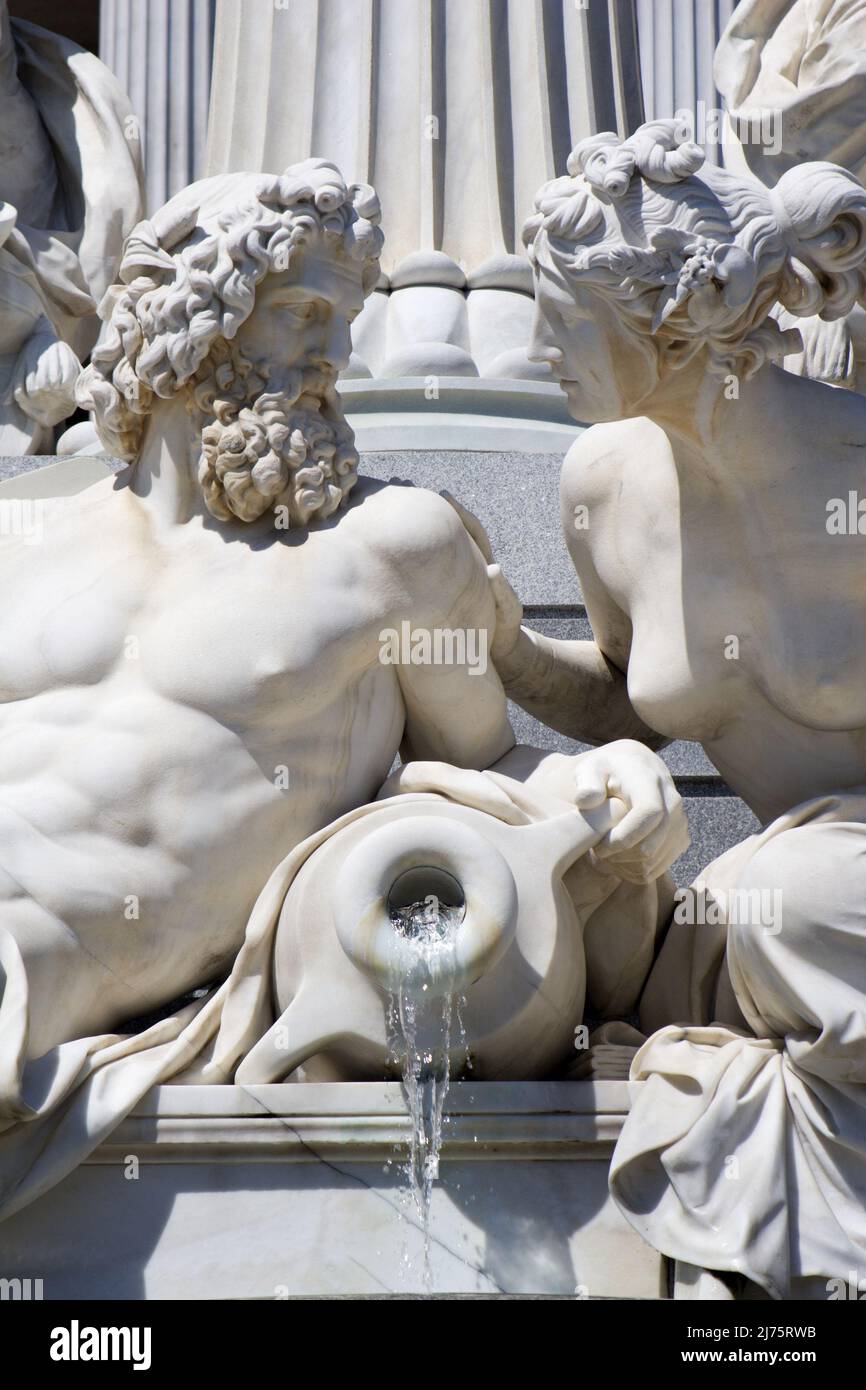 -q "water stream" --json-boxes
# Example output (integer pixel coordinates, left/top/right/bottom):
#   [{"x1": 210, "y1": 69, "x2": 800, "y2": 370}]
[{"x1": 387, "y1": 893, "x2": 467, "y2": 1290}]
